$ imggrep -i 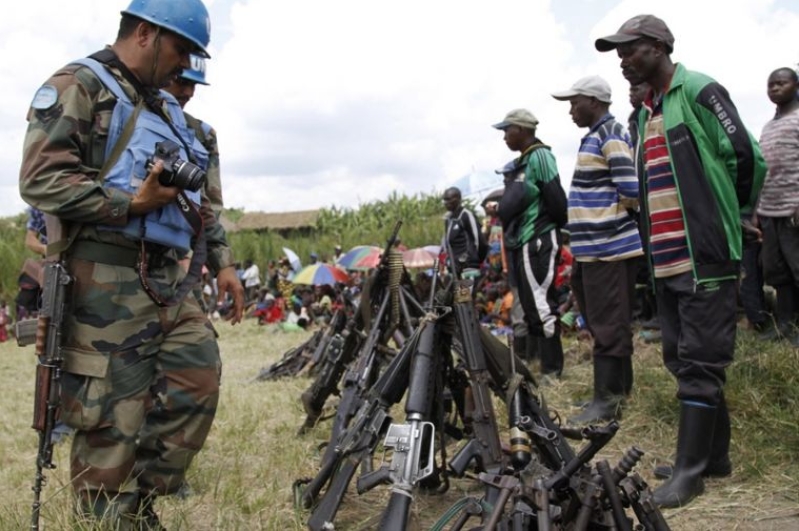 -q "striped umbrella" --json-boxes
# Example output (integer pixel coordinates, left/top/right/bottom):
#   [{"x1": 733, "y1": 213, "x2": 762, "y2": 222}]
[
  {"x1": 402, "y1": 248, "x2": 437, "y2": 268},
  {"x1": 292, "y1": 264, "x2": 349, "y2": 286},
  {"x1": 337, "y1": 245, "x2": 382, "y2": 270}
]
